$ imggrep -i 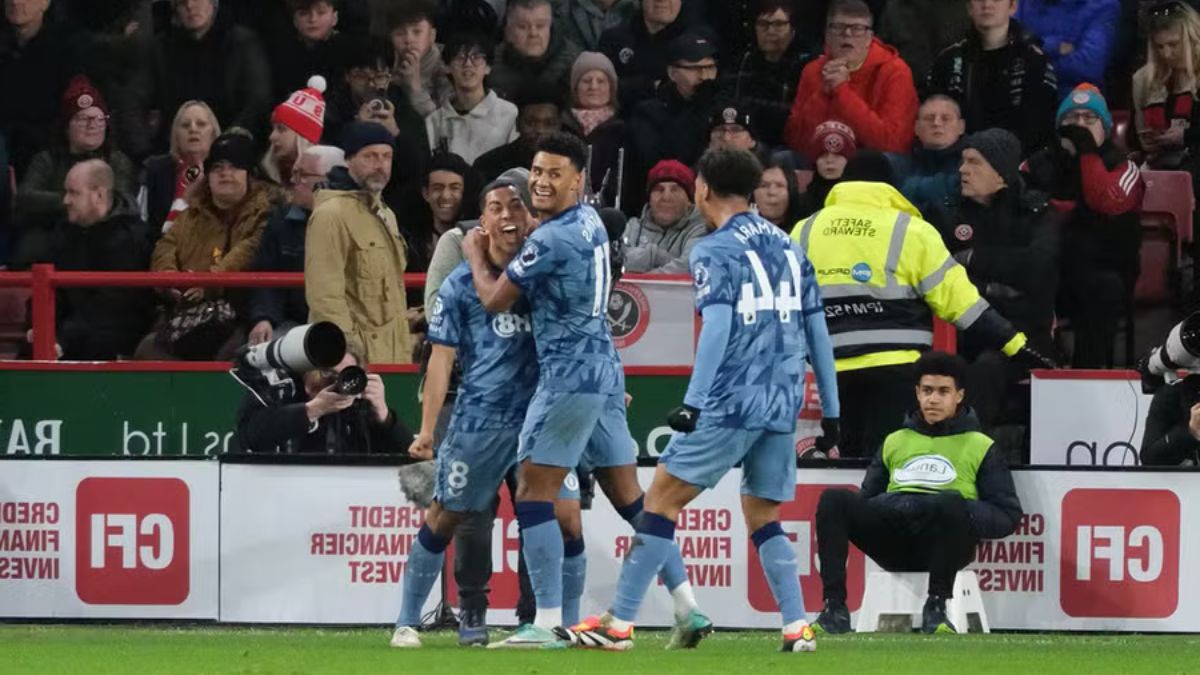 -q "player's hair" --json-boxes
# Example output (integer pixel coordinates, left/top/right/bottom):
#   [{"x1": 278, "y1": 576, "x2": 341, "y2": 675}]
[
  {"x1": 534, "y1": 132, "x2": 588, "y2": 172},
  {"x1": 827, "y1": 0, "x2": 872, "y2": 21},
  {"x1": 696, "y1": 148, "x2": 763, "y2": 200},
  {"x1": 913, "y1": 351, "x2": 968, "y2": 390}
]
